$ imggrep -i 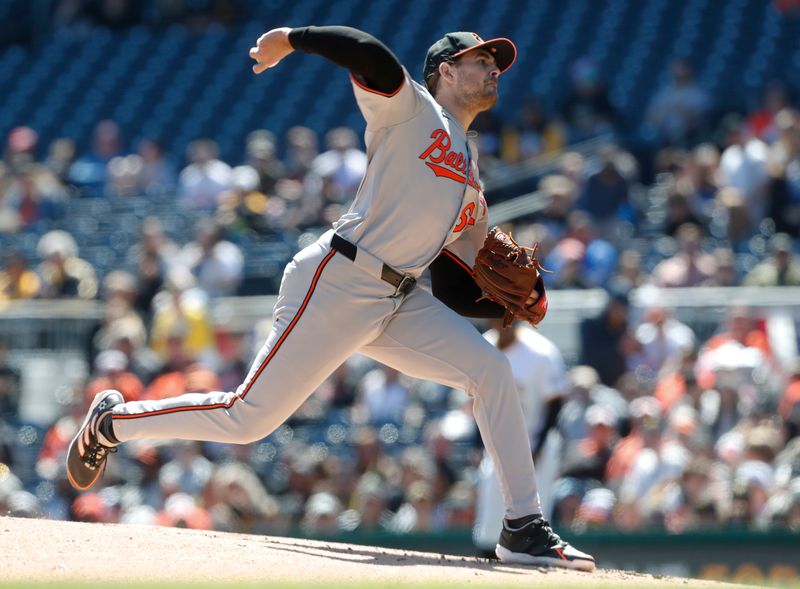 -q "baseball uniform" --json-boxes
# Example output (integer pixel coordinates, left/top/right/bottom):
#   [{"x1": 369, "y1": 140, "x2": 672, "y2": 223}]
[
  {"x1": 68, "y1": 27, "x2": 596, "y2": 570},
  {"x1": 103, "y1": 27, "x2": 541, "y2": 519}
]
